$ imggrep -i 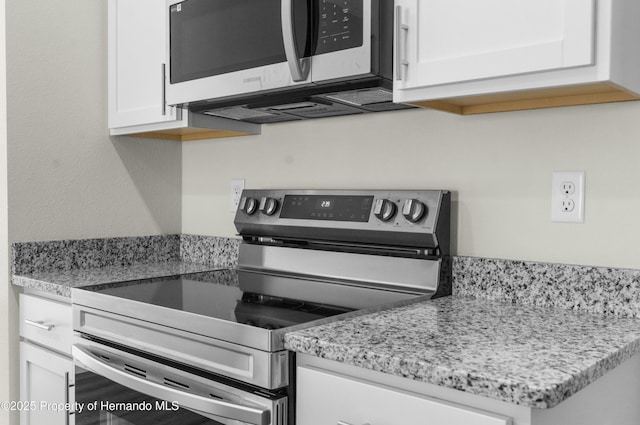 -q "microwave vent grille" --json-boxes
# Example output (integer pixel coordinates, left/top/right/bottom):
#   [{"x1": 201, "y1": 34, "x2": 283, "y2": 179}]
[
  {"x1": 204, "y1": 107, "x2": 276, "y2": 121},
  {"x1": 325, "y1": 88, "x2": 394, "y2": 106}
]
